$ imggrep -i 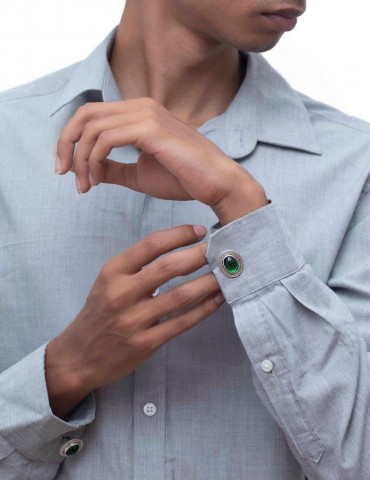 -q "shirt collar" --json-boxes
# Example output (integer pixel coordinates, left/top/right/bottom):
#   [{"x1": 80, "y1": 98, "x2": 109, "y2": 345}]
[
  {"x1": 50, "y1": 26, "x2": 322, "y2": 157},
  {"x1": 197, "y1": 50, "x2": 322, "y2": 157},
  {"x1": 49, "y1": 26, "x2": 118, "y2": 116}
]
